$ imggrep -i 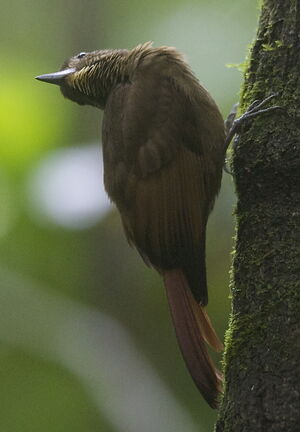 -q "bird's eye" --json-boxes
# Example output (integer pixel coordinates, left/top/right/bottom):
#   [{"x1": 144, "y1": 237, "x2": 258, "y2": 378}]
[{"x1": 77, "y1": 52, "x2": 86, "y2": 59}]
